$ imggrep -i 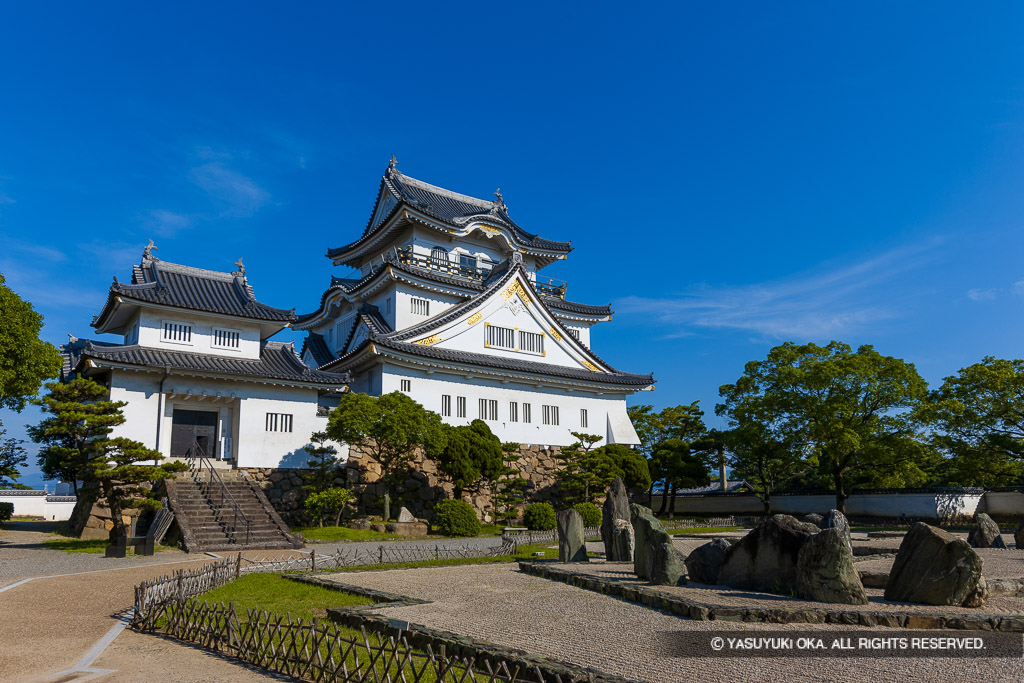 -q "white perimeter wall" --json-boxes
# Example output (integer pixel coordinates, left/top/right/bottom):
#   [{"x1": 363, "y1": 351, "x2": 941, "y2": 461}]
[
  {"x1": 107, "y1": 369, "x2": 347, "y2": 470},
  {"x1": 653, "y1": 492, "x2": 989, "y2": 520},
  {"x1": 384, "y1": 363, "x2": 633, "y2": 447},
  {"x1": 0, "y1": 492, "x2": 76, "y2": 521}
]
